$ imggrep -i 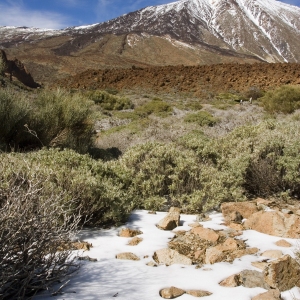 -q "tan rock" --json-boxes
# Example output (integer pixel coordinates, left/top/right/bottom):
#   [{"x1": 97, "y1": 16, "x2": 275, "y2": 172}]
[
  {"x1": 243, "y1": 211, "x2": 300, "y2": 238},
  {"x1": 251, "y1": 288, "x2": 281, "y2": 300},
  {"x1": 188, "y1": 223, "x2": 202, "y2": 228},
  {"x1": 295, "y1": 209, "x2": 300, "y2": 216},
  {"x1": 239, "y1": 270, "x2": 270, "y2": 289},
  {"x1": 261, "y1": 250, "x2": 283, "y2": 259},
  {"x1": 205, "y1": 247, "x2": 226, "y2": 264},
  {"x1": 221, "y1": 202, "x2": 258, "y2": 222},
  {"x1": 191, "y1": 227, "x2": 219, "y2": 242},
  {"x1": 227, "y1": 223, "x2": 244, "y2": 231},
  {"x1": 263, "y1": 254, "x2": 300, "y2": 291},
  {"x1": 186, "y1": 290, "x2": 212, "y2": 297},
  {"x1": 146, "y1": 261, "x2": 157, "y2": 267},
  {"x1": 219, "y1": 274, "x2": 240, "y2": 287},
  {"x1": 116, "y1": 252, "x2": 140, "y2": 261},
  {"x1": 153, "y1": 248, "x2": 192, "y2": 266},
  {"x1": 251, "y1": 261, "x2": 268, "y2": 270},
  {"x1": 159, "y1": 286, "x2": 185, "y2": 299},
  {"x1": 255, "y1": 198, "x2": 274, "y2": 206},
  {"x1": 119, "y1": 228, "x2": 143, "y2": 237},
  {"x1": 157, "y1": 207, "x2": 181, "y2": 230},
  {"x1": 275, "y1": 239, "x2": 292, "y2": 247},
  {"x1": 127, "y1": 236, "x2": 143, "y2": 246},
  {"x1": 72, "y1": 241, "x2": 92, "y2": 251}
]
